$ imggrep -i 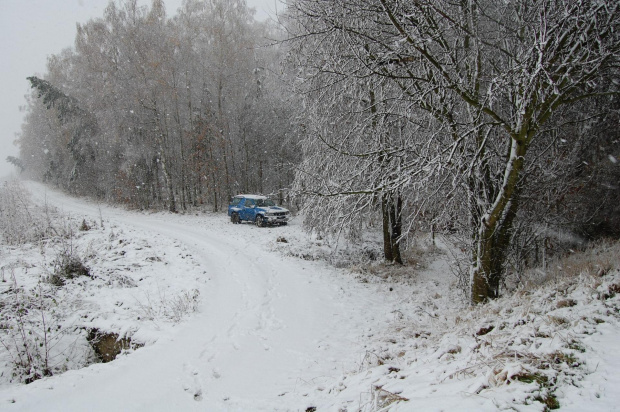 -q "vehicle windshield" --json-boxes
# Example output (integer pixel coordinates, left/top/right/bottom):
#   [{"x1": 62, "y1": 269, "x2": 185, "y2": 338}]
[{"x1": 256, "y1": 198, "x2": 276, "y2": 207}]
